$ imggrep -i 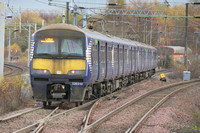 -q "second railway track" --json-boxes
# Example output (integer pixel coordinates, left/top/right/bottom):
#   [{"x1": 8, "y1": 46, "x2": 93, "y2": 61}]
[
  {"x1": 80, "y1": 79, "x2": 200, "y2": 133},
  {"x1": 4, "y1": 63, "x2": 25, "y2": 77}
]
